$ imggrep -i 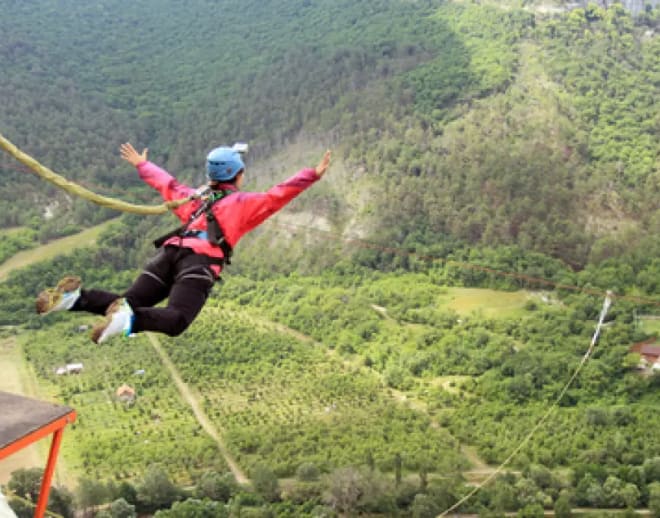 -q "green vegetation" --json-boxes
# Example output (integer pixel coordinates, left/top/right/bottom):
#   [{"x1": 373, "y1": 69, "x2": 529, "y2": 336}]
[
  {"x1": 641, "y1": 318, "x2": 660, "y2": 335},
  {"x1": 21, "y1": 321, "x2": 228, "y2": 482},
  {"x1": 1, "y1": 0, "x2": 659, "y2": 269},
  {"x1": 0, "y1": 228, "x2": 37, "y2": 265},
  {"x1": 160, "y1": 307, "x2": 466, "y2": 477},
  {"x1": 1, "y1": 0, "x2": 659, "y2": 515},
  {"x1": 2, "y1": 239, "x2": 659, "y2": 515}
]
